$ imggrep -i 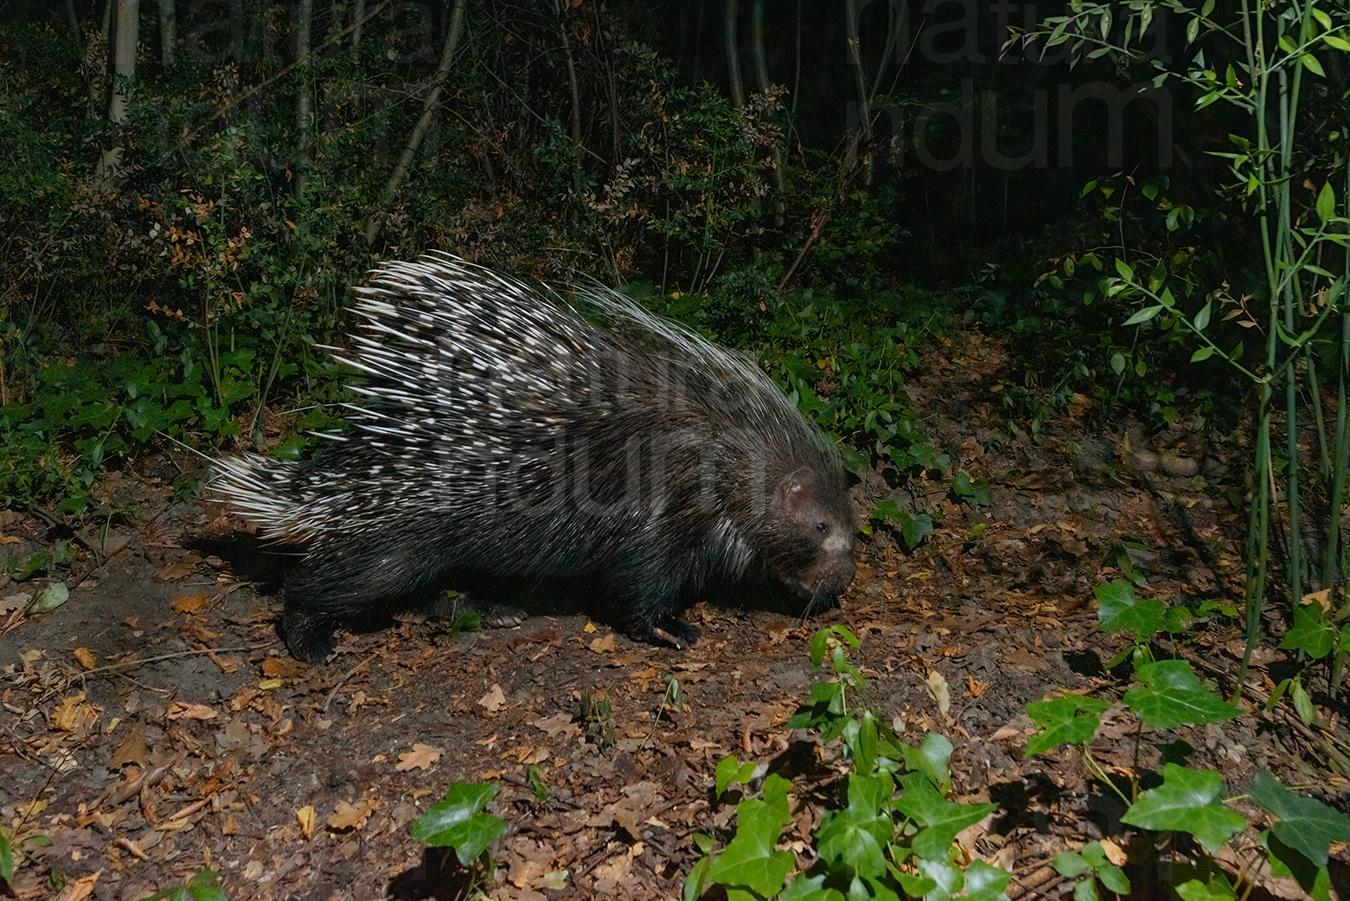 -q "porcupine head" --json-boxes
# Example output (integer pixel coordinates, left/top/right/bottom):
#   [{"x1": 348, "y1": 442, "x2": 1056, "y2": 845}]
[{"x1": 731, "y1": 438, "x2": 856, "y2": 612}]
